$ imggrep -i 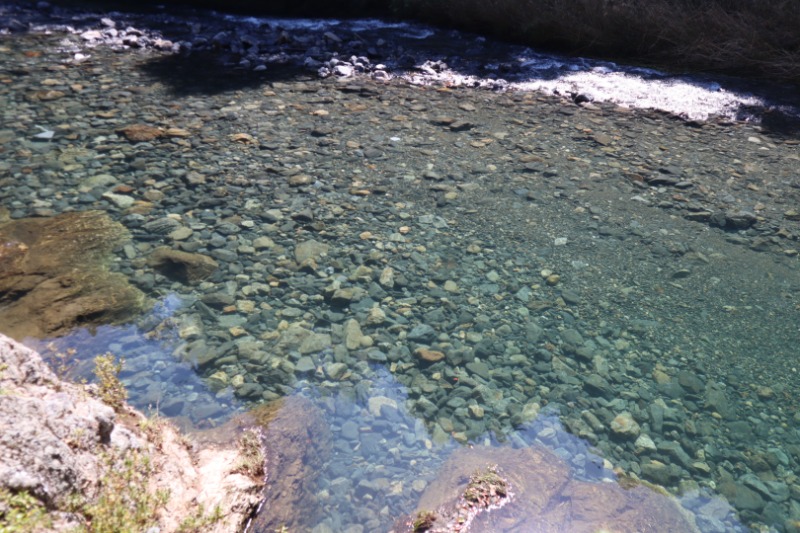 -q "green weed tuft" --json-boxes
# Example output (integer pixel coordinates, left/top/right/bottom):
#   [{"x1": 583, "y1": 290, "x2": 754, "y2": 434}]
[
  {"x1": 0, "y1": 488, "x2": 52, "y2": 532},
  {"x1": 82, "y1": 449, "x2": 169, "y2": 533},
  {"x1": 177, "y1": 503, "x2": 224, "y2": 532},
  {"x1": 93, "y1": 353, "x2": 127, "y2": 412}
]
